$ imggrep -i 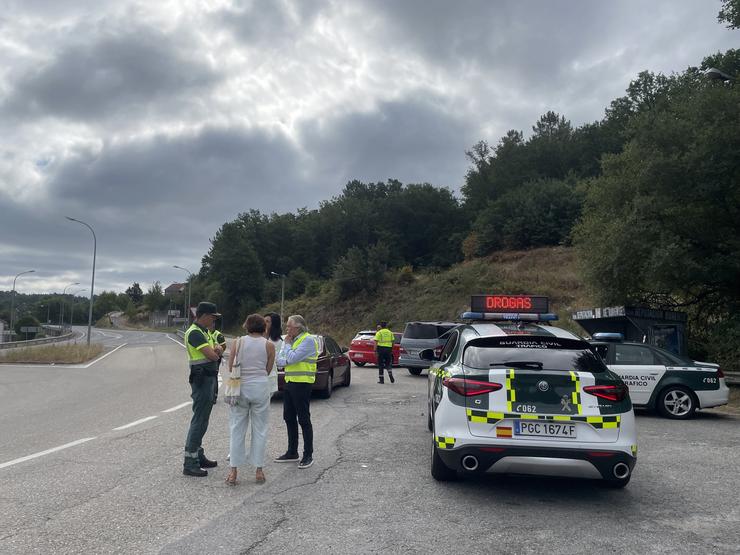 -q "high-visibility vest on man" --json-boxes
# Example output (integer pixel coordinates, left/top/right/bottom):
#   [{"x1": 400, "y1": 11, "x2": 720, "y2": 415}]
[
  {"x1": 284, "y1": 332, "x2": 319, "y2": 384},
  {"x1": 185, "y1": 323, "x2": 218, "y2": 371},
  {"x1": 375, "y1": 327, "x2": 394, "y2": 348}
]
